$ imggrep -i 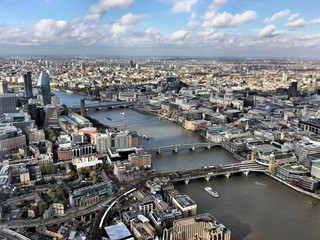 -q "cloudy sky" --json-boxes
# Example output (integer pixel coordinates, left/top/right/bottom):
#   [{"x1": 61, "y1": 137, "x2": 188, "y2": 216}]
[{"x1": 0, "y1": 0, "x2": 320, "y2": 57}]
